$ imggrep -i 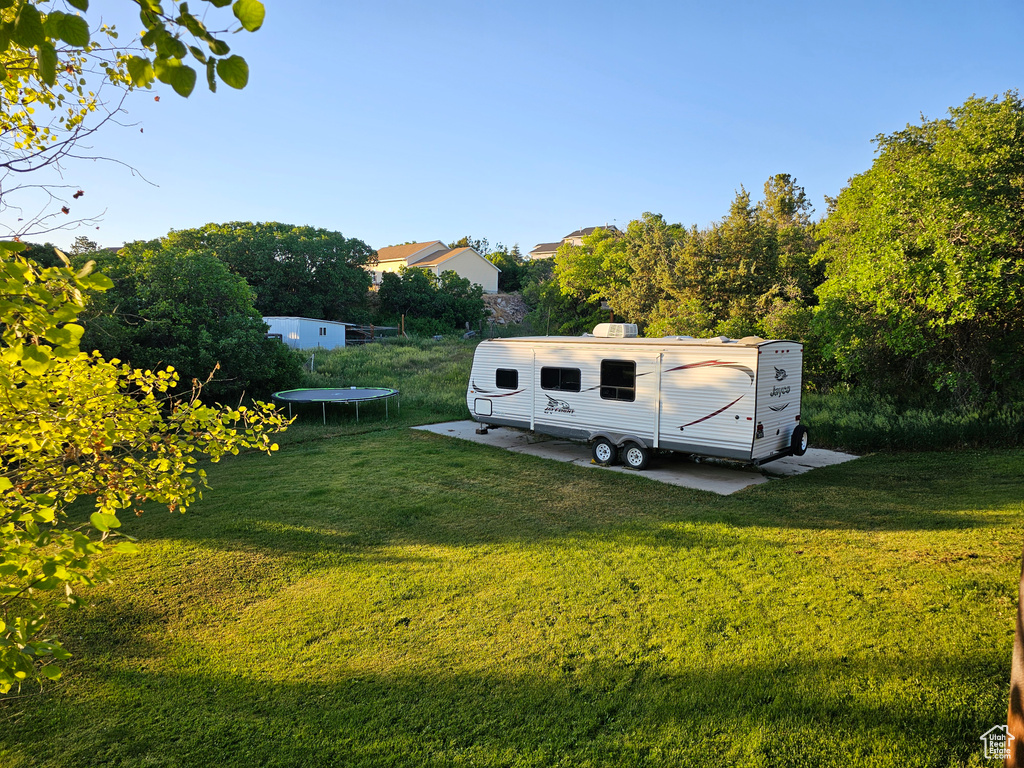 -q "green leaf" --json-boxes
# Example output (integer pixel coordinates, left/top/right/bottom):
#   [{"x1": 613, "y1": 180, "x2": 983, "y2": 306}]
[
  {"x1": 12, "y1": 3, "x2": 44, "y2": 47},
  {"x1": 43, "y1": 9, "x2": 65, "y2": 37},
  {"x1": 204, "y1": 0, "x2": 232, "y2": 7},
  {"x1": 21, "y1": 344, "x2": 51, "y2": 376},
  {"x1": 216, "y1": 55, "x2": 248, "y2": 89},
  {"x1": 207, "y1": 37, "x2": 229, "y2": 56},
  {"x1": 56, "y1": 14, "x2": 90, "y2": 47},
  {"x1": 112, "y1": 541, "x2": 140, "y2": 554},
  {"x1": 89, "y1": 512, "x2": 120, "y2": 532},
  {"x1": 126, "y1": 56, "x2": 155, "y2": 88},
  {"x1": 0, "y1": 62, "x2": 6, "y2": 80},
  {"x1": 232, "y1": 0, "x2": 264, "y2": 32},
  {"x1": 67, "y1": 0, "x2": 88, "y2": 10},
  {"x1": 206, "y1": 57, "x2": 216, "y2": 92},
  {"x1": 79, "y1": 272, "x2": 113, "y2": 291},
  {"x1": 0, "y1": 241, "x2": 25, "y2": 253},
  {"x1": 43, "y1": 323, "x2": 84, "y2": 347},
  {"x1": 188, "y1": 45, "x2": 207, "y2": 64},
  {"x1": 39, "y1": 664, "x2": 61, "y2": 680},
  {"x1": 154, "y1": 60, "x2": 197, "y2": 97},
  {"x1": 0, "y1": 477, "x2": 12, "y2": 492},
  {"x1": 36, "y1": 42, "x2": 56, "y2": 85}
]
